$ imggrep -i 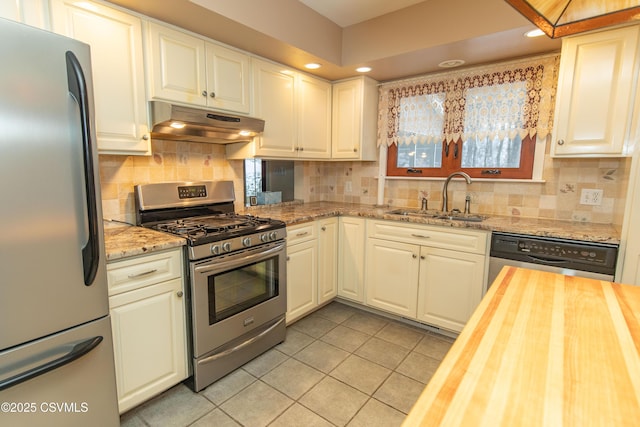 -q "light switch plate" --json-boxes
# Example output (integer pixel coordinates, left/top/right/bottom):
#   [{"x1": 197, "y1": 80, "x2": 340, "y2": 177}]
[{"x1": 580, "y1": 189, "x2": 603, "y2": 205}]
